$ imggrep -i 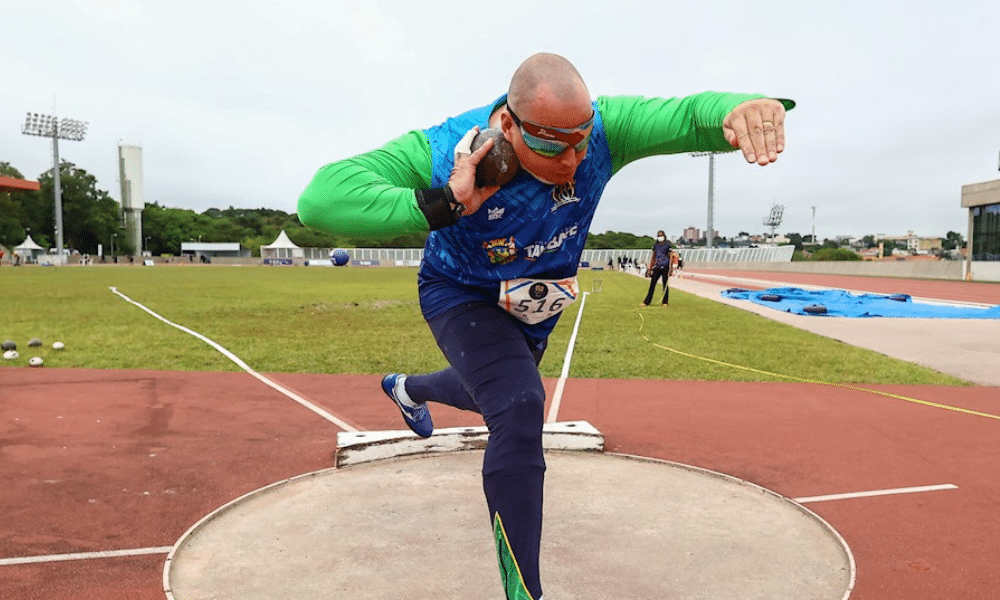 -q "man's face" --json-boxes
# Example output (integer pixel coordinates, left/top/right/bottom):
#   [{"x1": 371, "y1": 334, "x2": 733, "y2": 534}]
[{"x1": 500, "y1": 94, "x2": 594, "y2": 185}]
